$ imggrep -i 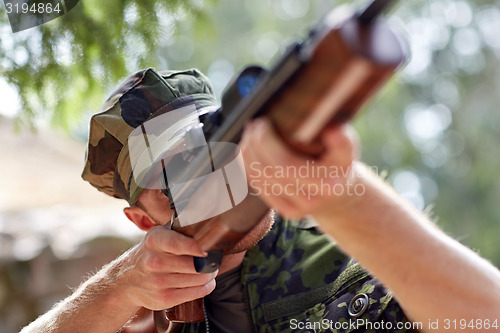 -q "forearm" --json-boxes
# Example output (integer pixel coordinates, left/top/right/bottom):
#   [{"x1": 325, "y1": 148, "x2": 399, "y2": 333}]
[
  {"x1": 20, "y1": 248, "x2": 141, "y2": 333},
  {"x1": 314, "y1": 162, "x2": 500, "y2": 330},
  {"x1": 20, "y1": 225, "x2": 218, "y2": 333}
]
